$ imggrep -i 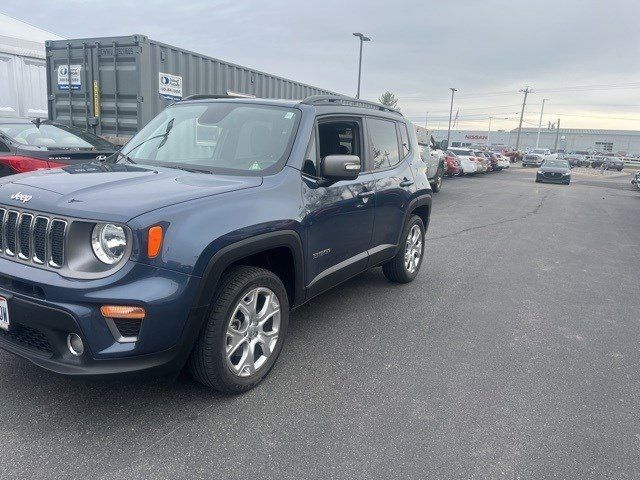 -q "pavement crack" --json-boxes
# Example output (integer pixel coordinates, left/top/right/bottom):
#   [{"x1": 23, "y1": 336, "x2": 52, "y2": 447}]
[{"x1": 429, "y1": 190, "x2": 551, "y2": 241}]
